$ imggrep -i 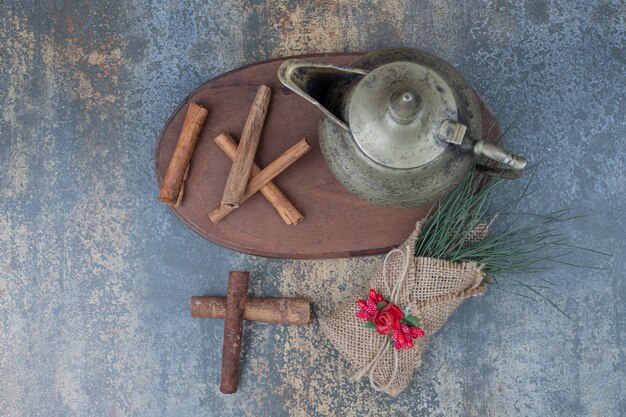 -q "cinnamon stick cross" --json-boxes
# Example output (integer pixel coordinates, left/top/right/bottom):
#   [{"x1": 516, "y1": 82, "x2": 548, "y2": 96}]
[
  {"x1": 211, "y1": 85, "x2": 311, "y2": 224},
  {"x1": 211, "y1": 133, "x2": 305, "y2": 224},
  {"x1": 191, "y1": 271, "x2": 310, "y2": 394},
  {"x1": 209, "y1": 135, "x2": 310, "y2": 223}
]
